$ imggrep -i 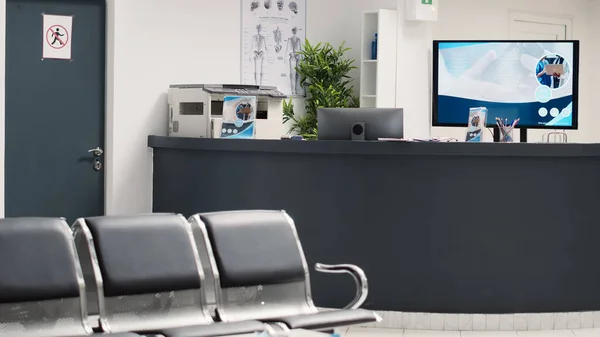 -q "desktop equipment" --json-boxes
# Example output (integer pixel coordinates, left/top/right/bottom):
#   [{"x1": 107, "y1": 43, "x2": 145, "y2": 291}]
[
  {"x1": 433, "y1": 40, "x2": 580, "y2": 141},
  {"x1": 317, "y1": 108, "x2": 404, "y2": 141},
  {"x1": 168, "y1": 84, "x2": 287, "y2": 140}
]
